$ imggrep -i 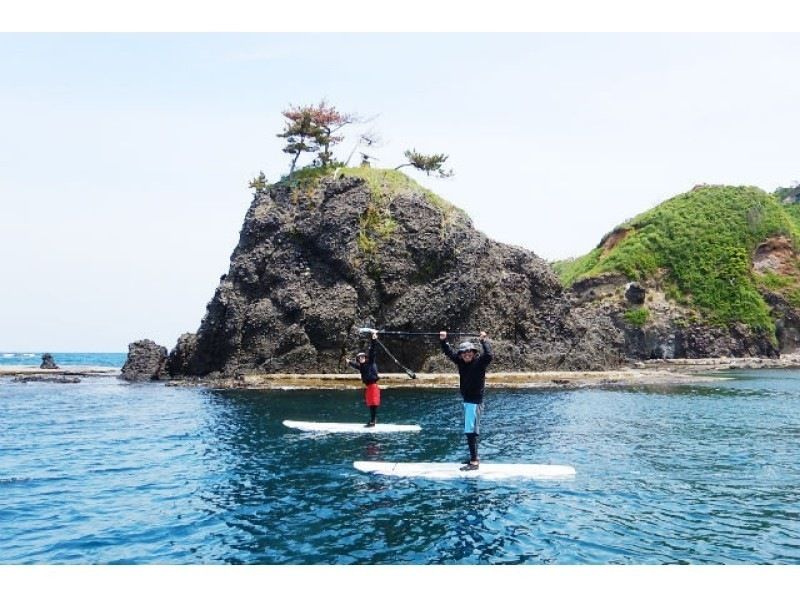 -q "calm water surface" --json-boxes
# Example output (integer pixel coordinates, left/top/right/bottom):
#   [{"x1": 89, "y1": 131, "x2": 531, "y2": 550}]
[{"x1": 2, "y1": 369, "x2": 800, "y2": 564}]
